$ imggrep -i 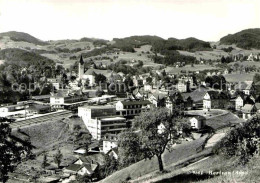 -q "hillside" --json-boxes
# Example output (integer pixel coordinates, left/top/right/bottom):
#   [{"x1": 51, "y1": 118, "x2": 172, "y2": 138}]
[
  {"x1": 101, "y1": 135, "x2": 209, "y2": 183},
  {"x1": 0, "y1": 31, "x2": 48, "y2": 46},
  {"x1": 0, "y1": 48, "x2": 55, "y2": 67},
  {"x1": 220, "y1": 28, "x2": 260, "y2": 49},
  {"x1": 165, "y1": 37, "x2": 212, "y2": 52},
  {"x1": 112, "y1": 35, "x2": 212, "y2": 52}
]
